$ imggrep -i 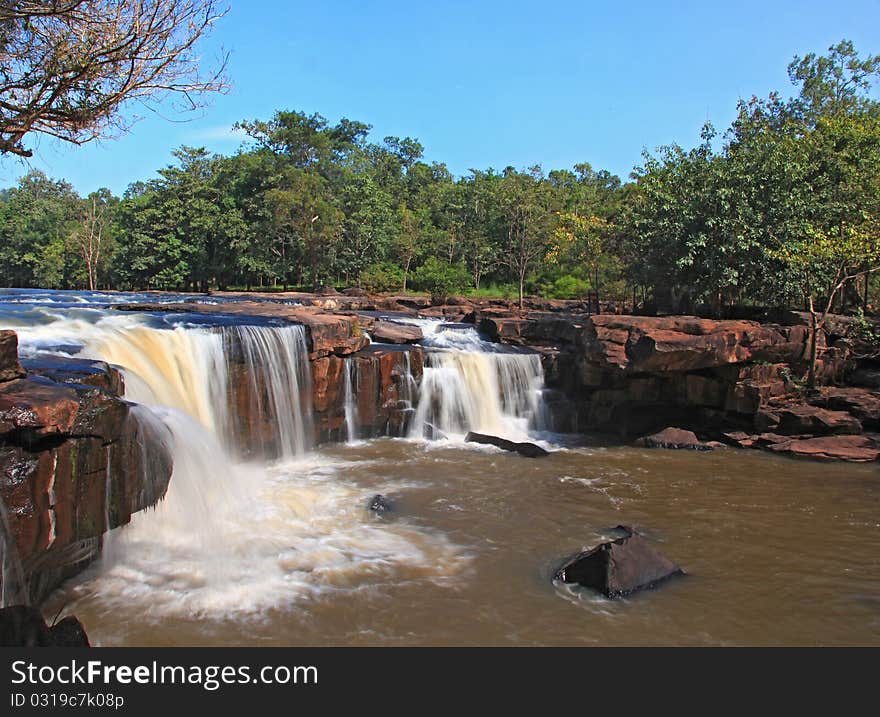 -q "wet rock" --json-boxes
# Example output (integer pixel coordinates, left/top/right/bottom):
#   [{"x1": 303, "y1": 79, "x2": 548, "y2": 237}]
[
  {"x1": 369, "y1": 320, "x2": 423, "y2": 344},
  {"x1": 766, "y1": 434, "x2": 880, "y2": 462},
  {"x1": 1, "y1": 377, "x2": 173, "y2": 603},
  {"x1": 368, "y1": 494, "x2": 394, "y2": 513},
  {"x1": 554, "y1": 526, "x2": 684, "y2": 598},
  {"x1": 0, "y1": 331, "x2": 25, "y2": 382},
  {"x1": 635, "y1": 427, "x2": 712, "y2": 450},
  {"x1": 22, "y1": 356, "x2": 125, "y2": 395},
  {"x1": 0, "y1": 606, "x2": 89, "y2": 647},
  {"x1": 342, "y1": 287, "x2": 367, "y2": 297},
  {"x1": 464, "y1": 432, "x2": 549, "y2": 458},
  {"x1": 48, "y1": 616, "x2": 90, "y2": 647}
]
